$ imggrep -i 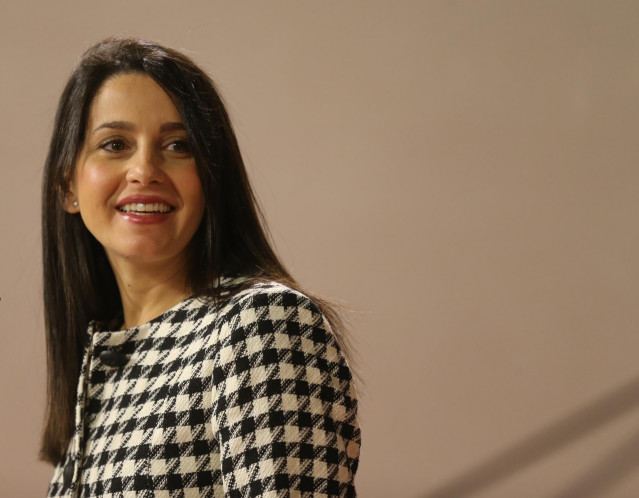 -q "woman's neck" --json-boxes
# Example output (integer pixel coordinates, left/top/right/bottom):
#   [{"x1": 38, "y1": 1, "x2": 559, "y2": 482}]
[{"x1": 107, "y1": 255, "x2": 191, "y2": 329}]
